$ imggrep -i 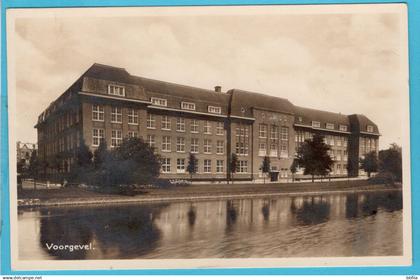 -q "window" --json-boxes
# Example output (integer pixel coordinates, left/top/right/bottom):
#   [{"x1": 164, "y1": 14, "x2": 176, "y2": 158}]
[
  {"x1": 111, "y1": 130, "x2": 122, "y2": 147},
  {"x1": 92, "y1": 128, "x2": 104, "y2": 146},
  {"x1": 204, "y1": 121, "x2": 211, "y2": 134},
  {"x1": 208, "y1": 106, "x2": 221, "y2": 114},
  {"x1": 111, "y1": 107, "x2": 122, "y2": 123},
  {"x1": 344, "y1": 138, "x2": 348, "y2": 147},
  {"x1": 147, "y1": 114, "x2": 155, "y2": 129},
  {"x1": 176, "y1": 118, "x2": 185, "y2": 132},
  {"x1": 344, "y1": 150, "x2": 348, "y2": 161},
  {"x1": 270, "y1": 143, "x2": 278, "y2": 157},
  {"x1": 162, "y1": 158, "x2": 171, "y2": 173},
  {"x1": 337, "y1": 137, "x2": 342, "y2": 147},
  {"x1": 92, "y1": 105, "x2": 104, "y2": 121},
  {"x1": 237, "y1": 160, "x2": 248, "y2": 173},
  {"x1": 177, "y1": 158, "x2": 185, "y2": 173},
  {"x1": 162, "y1": 136, "x2": 171, "y2": 152},
  {"x1": 339, "y1": 125, "x2": 348, "y2": 132},
  {"x1": 161, "y1": 116, "x2": 171, "y2": 130},
  {"x1": 259, "y1": 124, "x2": 267, "y2": 138},
  {"x1": 216, "y1": 122, "x2": 224, "y2": 135},
  {"x1": 336, "y1": 151, "x2": 342, "y2": 161},
  {"x1": 108, "y1": 84, "x2": 125, "y2": 96},
  {"x1": 330, "y1": 137, "x2": 335, "y2": 146},
  {"x1": 259, "y1": 142, "x2": 267, "y2": 156},
  {"x1": 204, "y1": 139, "x2": 212, "y2": 154},
  {"x1": 147, "y1": 135, "x2": 155, "y2": 149},
  {"x1": 127, "y1": 108, "x2": 138, "y2": 125},
  {"x1": 204, "y1": 159, "x2": 211, "y2": 173},
  {"x1": 151, "y1": 97, "x2": 167, "y2": 107},
  {"x1": 270, "y1": 126, "x2": 278, "y2": 140},
  {"x1": 190, "y1": 138, "x2": 199, "y2": 153},
  {"x1": 216, "y1": 140, "x2": 224, "y2": 154},
  {"x1": 191, "y1": 120, "x2": 199, "y2": 133},
  {"x1": 367, "y1": 125, "x2": 374, "y2": 133},
  {"x1": 326, "y1": 123, "x2": 334, "y2": 130},
  {"x1": 280, "y1": 144, "x2": 288, "y2": 158},
  {"x1": 281, "y1": 127, "x2": 288, "y2": 141},
  {"x1": 176, "y1": 137, "x2": 185, "y2": 153},
  {"x1": 181, "y1": 102, "x2": 196, "y2": 111},
  {"x1": 216, "y1": 160, "x2": 224, "y2": 173},
  {"x1": 128, "y1": 131, "x2": 138, "y2": 138},
  {"x1": 235, "y1": 126, "x2": 249, "y2": 155},
  {"x1": 312, "y1": 121, "x2": 321, "y2": 128}
]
